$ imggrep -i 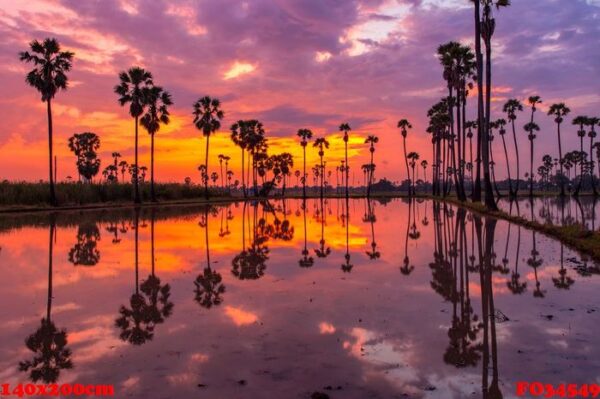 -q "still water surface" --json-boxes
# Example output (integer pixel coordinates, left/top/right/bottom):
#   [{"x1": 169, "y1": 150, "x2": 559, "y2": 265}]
[{"x1": 0, "y1": 198, "x2": 599, "y2": 399}]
